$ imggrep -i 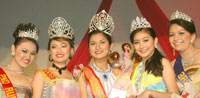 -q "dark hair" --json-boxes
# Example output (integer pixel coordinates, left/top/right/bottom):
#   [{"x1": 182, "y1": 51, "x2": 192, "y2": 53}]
[
  {"x1": 130, "y1": 28, "x2": 164, "y2": 76},
  {"x1": 13, "y1": 23, "x2": 39, "y2": 53},
  {"x1": 88, "y1": 30, "x2": 112, "y2": 45},
  {"x1": 48, "y1": 37, "x2": 74, "y2": 51},
  {"x1": 169, "y1": 19, "x2": 196, "y2": 35}
]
